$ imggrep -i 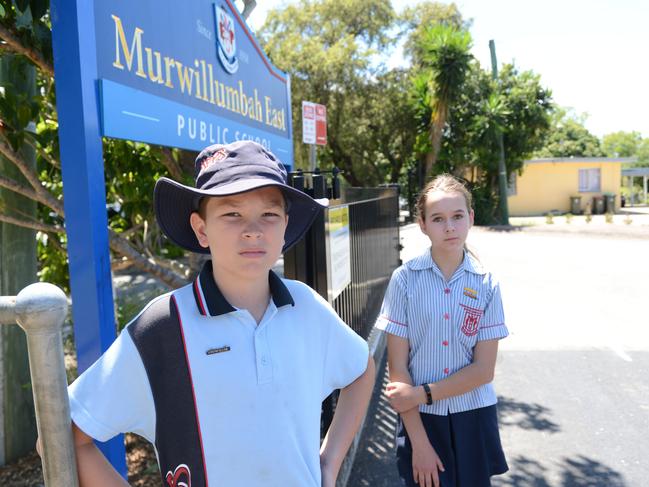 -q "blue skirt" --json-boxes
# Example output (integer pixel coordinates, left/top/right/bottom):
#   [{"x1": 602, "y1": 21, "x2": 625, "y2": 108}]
[{"x1": 396, "y1": 405, "x2": 508, "y2": 487}]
